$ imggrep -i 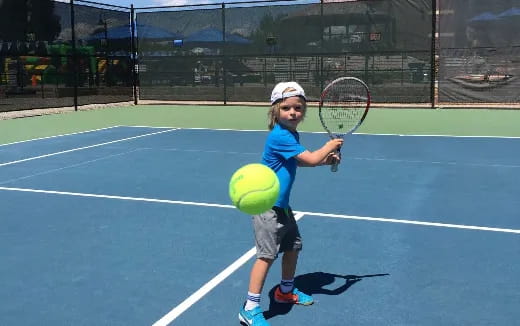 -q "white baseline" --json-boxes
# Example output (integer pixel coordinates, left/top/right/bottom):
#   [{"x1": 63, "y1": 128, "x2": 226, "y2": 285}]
[{"x1": 121, "y1": 125, "x2": 520, "y2": 139}]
